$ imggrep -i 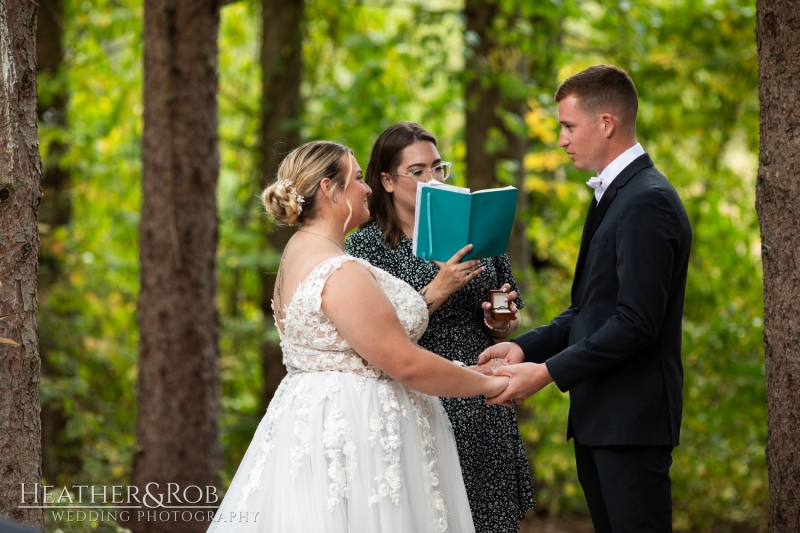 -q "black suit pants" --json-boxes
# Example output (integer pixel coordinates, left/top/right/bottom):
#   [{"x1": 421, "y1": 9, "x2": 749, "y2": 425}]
[{"x1": 574, "y1": 439, "x2": 673, "y2": 533}]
